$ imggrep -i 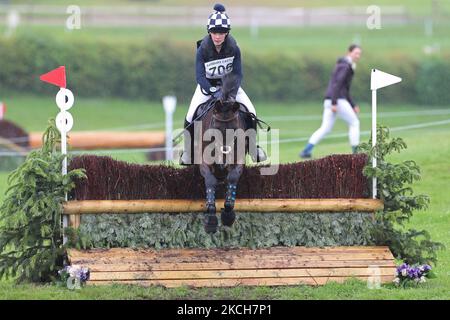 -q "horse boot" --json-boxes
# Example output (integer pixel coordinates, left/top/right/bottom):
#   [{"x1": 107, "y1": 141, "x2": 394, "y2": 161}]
[
  {"x1": 204, "y1": 187, "x2": 218, "y2": 233},
  {"x1": 179, "y1": 119, "x2": 194, "y2": 166},
  {"x1": 246, "y1": 115, "x2": 267, "y2": 163},
  {"x1": 221, "y1": 184, "x2": 236, "y2": 227}
]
